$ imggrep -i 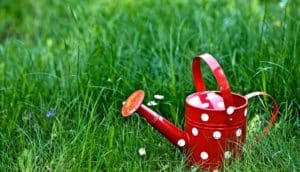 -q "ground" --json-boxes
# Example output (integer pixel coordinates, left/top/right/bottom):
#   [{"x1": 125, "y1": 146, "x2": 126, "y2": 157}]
[{"x1": 0, "y1": 0, "x2": 299, "y2": 171}]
